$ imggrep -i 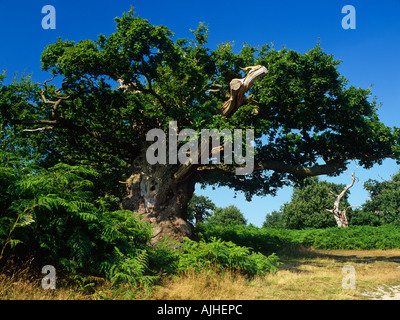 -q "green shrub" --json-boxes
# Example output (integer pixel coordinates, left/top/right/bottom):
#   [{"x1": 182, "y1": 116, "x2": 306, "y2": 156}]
[
  {"x1": 207, "y1": 205, "x2": 247, "y2": 226},
  {"x1": 290, "y1": 224, "x2": 400, "y2": 250},
  {"x1": 348, "y1": 208, "x2": 382, "y2": 226},
  {"x1": 0, "y1": 162, "x2": 154, "y2": 282},
  {"x1": 197, "y1": 223, "x2": 295, "y2": 254},
  {"x1": 361, "y1": 172, "x2": 400, "y2": 225},
  {"x1": 107, "y1": 248, "x2": 159, "y2": 291},
  {"x1": 147, "y1": 239, "x2": 180, "y2": 275},
  {"x1": 198, "y1": 222, "x2": 400, "y2": 252},
  {"x1": 176, "y1": 237, "x2": 280, "y2": 276}
]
